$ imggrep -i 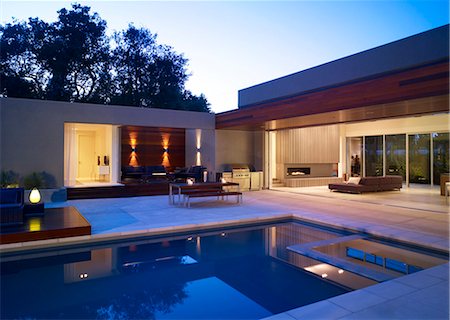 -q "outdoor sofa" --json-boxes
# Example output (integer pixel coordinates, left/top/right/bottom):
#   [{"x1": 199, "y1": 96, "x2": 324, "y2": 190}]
[
  {"x1": 121, "y1": 165, "x2": 169, "y2": 182},
  {"x1": 328, "y1": 176, "x2": 403, "y2": 194},
  {"x1": 174, "y1": 166, "x2": 206, "y2": 182},
  {"x1": 0, "y1": 187, "x2": 24, "y2": 225}
]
